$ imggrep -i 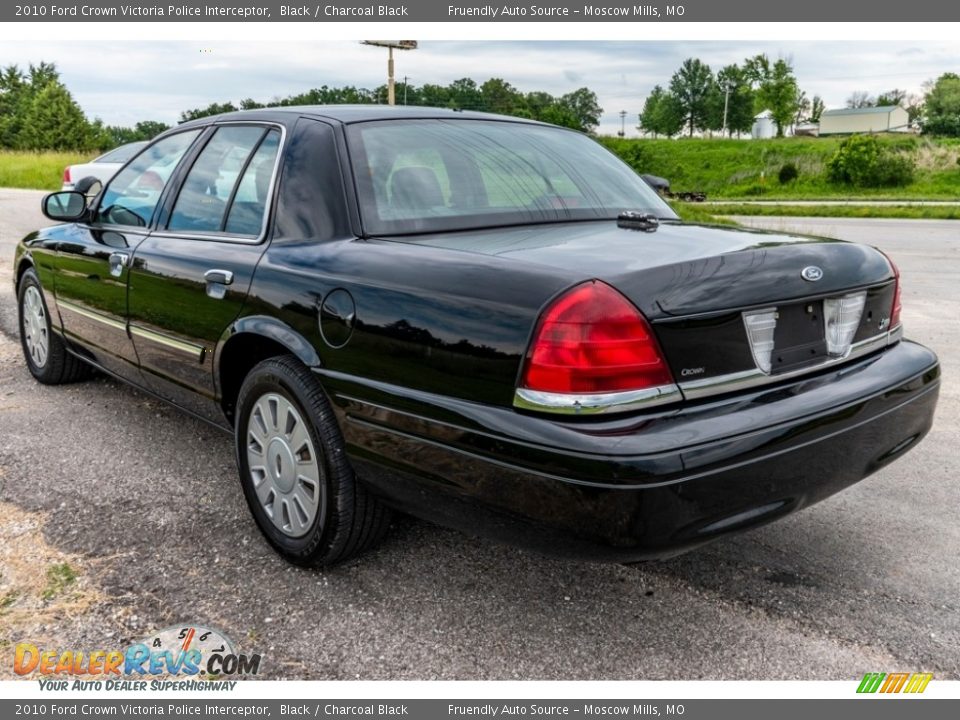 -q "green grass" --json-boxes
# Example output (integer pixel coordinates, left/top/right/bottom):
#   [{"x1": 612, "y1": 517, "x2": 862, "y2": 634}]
[
  {"x1": 668, "y1": 201, "x2": 738, "y2": 225},
  {"x1": 42, "y1": 562, "x2": 77, "y2": 600},
  {"x1": 601, "y1": 135, "x2": 960, "y2": 200},
  {"x1": 706, "y1": 203, "x2": 960, "y2": 220},
  {"x1": 0, "y1": 150, "x2": 91, "y2": 190}
]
